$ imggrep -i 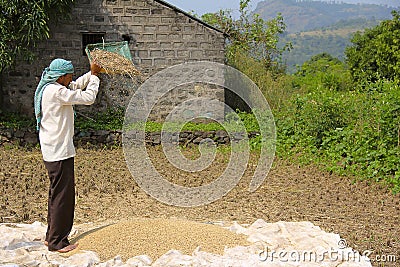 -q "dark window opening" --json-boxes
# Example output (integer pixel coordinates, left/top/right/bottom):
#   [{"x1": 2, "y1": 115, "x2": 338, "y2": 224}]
[
  {"x1": 82, "y1": 33, "x2": 105, "y2": 55},
  {"x1": 122, "y1": 34, "x2": 131, "y2": 44}
]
